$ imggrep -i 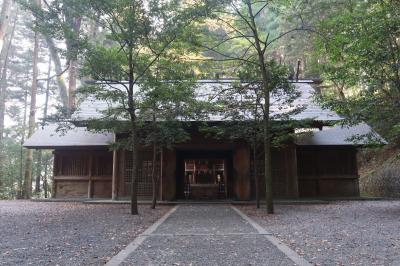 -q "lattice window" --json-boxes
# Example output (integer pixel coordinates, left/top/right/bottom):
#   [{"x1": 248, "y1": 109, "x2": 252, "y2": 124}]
[
  {"x1": 61, "y1": 155, "x2": 88, "y2": 176},
  {"x1": 124, "y1": 151, "x2": 160, "y2": 198},
  {"x1": 92, "y1": 153, "x2": 113, "y2": 176}
]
